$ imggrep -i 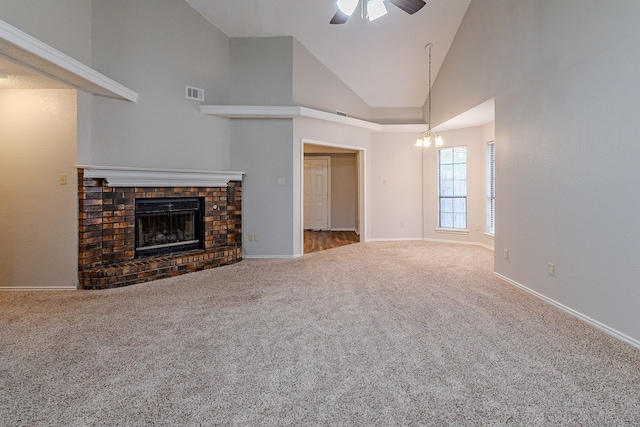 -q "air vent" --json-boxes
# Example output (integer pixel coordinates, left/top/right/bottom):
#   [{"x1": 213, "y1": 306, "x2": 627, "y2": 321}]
[
  {"x1": 336, "y1": 110, "x2": 348, "y2": 117},
  {"x1": 186, "y1": 86, "x2": 204, "y2": 101}
]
